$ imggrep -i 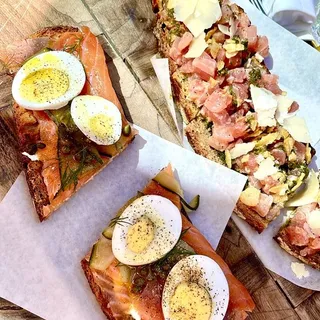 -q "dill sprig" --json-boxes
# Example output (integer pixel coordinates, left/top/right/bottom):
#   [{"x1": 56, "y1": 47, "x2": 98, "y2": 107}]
[
  {"x1": 61, "y1": 147, "x2": 87, "y2": 190},
  {"x1": 63, "y1": 36, "x2": 83, "y2": 55},
  {"x1": 60, "y1": 146, "x2": 103, "y2": 190},
  {"x1": 154, "y1": 228, "x2": 193, "y2": 267},
  {"x1": 109, "y1": 216, "x2": 133, "y2": 228}
]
